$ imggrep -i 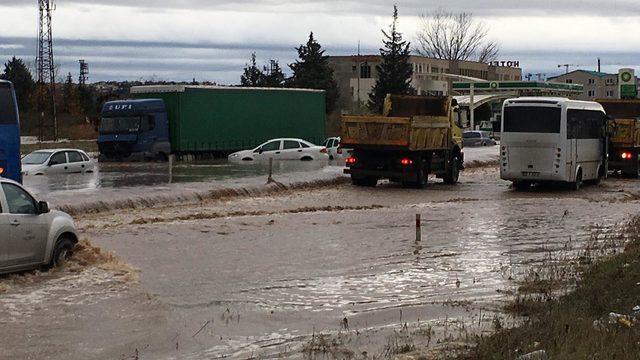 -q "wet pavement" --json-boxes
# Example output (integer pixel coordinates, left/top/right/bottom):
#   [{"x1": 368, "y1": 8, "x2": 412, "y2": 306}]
[{"x1": 2, "y1": 160, "x2": 640, "y2": 359}]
